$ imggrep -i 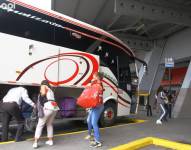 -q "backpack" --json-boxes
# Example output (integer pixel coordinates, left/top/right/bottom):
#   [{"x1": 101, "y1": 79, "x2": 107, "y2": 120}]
[
  {"x1": 60, "y1": 97, "x2": 76, "y2": 117},
  {"x1": 77, "y1": 84, "x2": 102, "y2": 108}
]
